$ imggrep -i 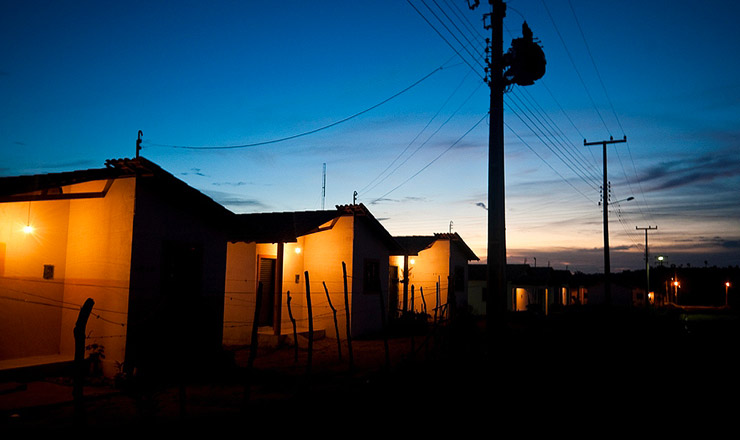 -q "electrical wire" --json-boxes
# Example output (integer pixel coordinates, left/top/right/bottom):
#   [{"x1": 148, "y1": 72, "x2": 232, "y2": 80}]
[
  {"x1": 142, "y1": 62, "x2": 451, "y2": 150},
  {"x1": 406, "y1": 0, "x2": 485, "y2": 80},
  {"x1": 357, "y1": 69, "x2": 475, "y2": 195},
  {"x1": 361, "y1": 80, "x2": 485, "y2": 198},
  {"x1": 370, "y1": 112, "x2": 489, "y2": 204}
]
